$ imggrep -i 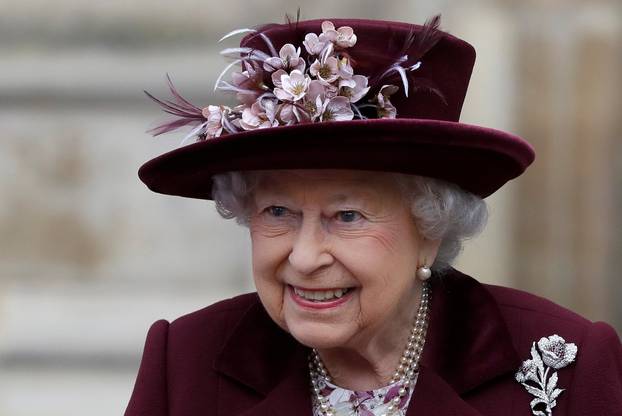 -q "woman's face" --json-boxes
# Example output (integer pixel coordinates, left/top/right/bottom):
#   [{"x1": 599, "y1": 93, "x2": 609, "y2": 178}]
[{"x1": 249, "y1": 170, "x2": 439, "y2": 350}]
